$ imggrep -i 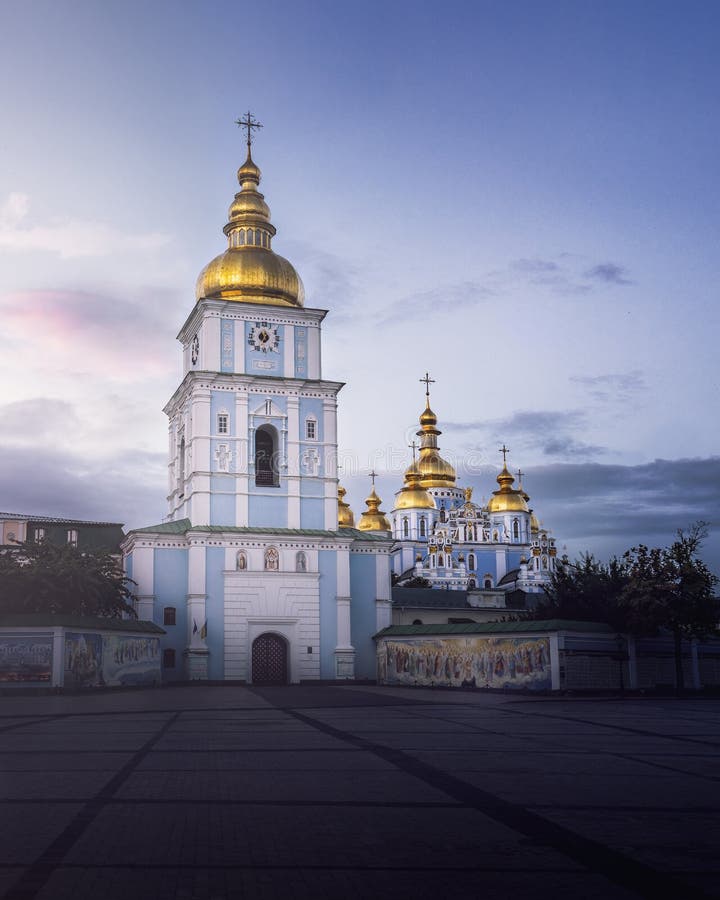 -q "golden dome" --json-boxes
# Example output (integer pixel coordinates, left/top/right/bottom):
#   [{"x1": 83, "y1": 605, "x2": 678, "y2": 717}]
[
  {"x1": 530, "y1": 510, "x2": 540, "y2": 532},
  {"x1": 196, "y1": 147, "x2": 304, "y2": 307},
  {"x1": 487, "y1": 464, "x2": 529, "y2": 513},
  {"x1": 394, "y1": 463, "x2": 435, "y2": 511},
  {"x1": 337, "y1": 485, "x2": 355, "y2": 529},
  {"x1": 357, "y1": 487, "x2": 391, "y2": 532},
  {"x1": 416, "y1": 397, "x2": 456, "y2": 488}
]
